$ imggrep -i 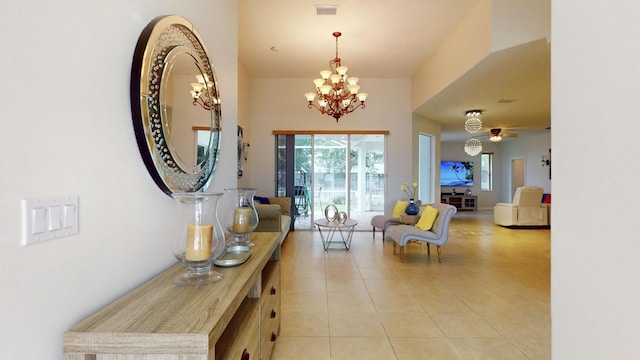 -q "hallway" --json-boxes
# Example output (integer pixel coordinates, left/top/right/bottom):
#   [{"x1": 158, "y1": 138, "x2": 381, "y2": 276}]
[{"x1": 272, "y1": 211, "x2": 550, "y2": 359}]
